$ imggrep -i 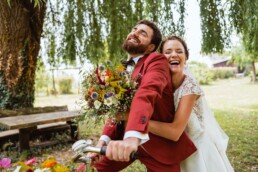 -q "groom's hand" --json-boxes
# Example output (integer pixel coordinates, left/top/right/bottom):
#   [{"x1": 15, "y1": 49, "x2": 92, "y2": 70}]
[{"x1": 106, "y1": 137, "x2": 140, "y2": 162}]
